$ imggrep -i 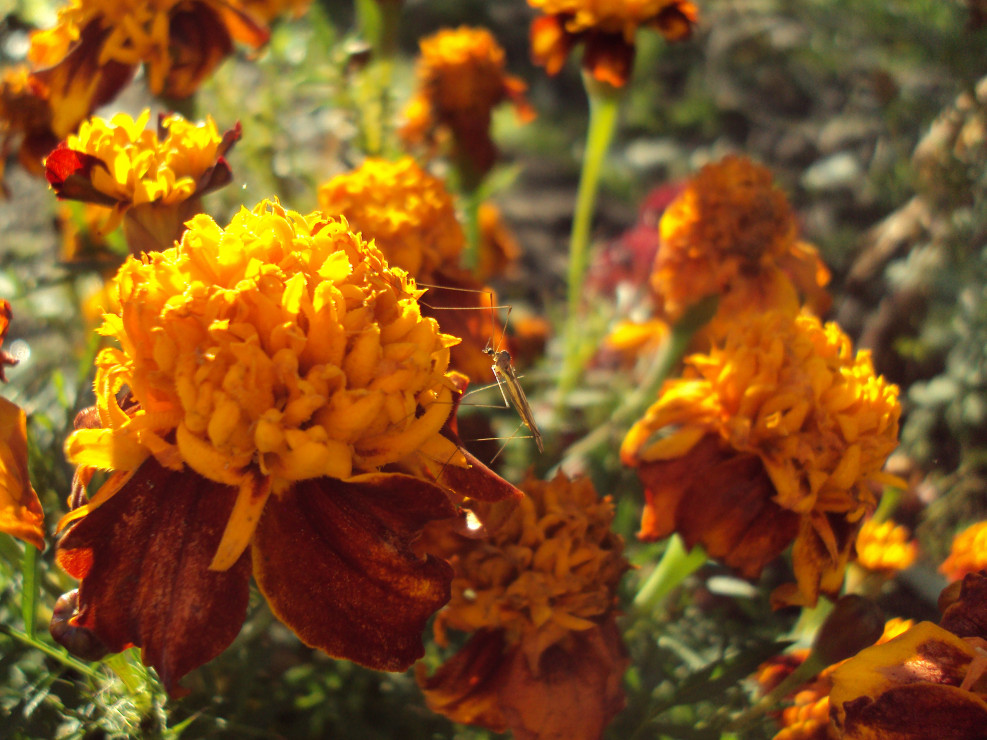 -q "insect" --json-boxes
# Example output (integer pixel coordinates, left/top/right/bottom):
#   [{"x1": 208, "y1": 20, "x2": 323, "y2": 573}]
[{"x1": 482, "y1": 315, "x2": 544, "y2": 453}]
